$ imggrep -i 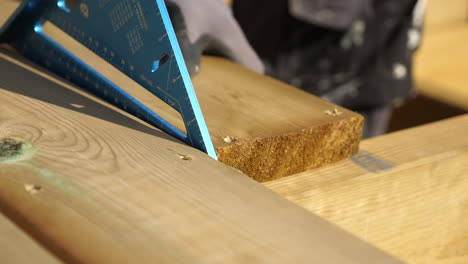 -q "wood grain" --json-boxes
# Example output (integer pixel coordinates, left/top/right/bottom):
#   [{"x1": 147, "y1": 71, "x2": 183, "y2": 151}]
[
  {"x1": 0, "y1": 212, "x2": 62, "y2": 264},
  {"x1": 266, "y1": 115, "x2": 468, "y2": 264},
  {"x1": 0, "y1": 0, "x2": 363, "y2": 182},
  {"x1": 0, "y1": 52, "x2": 400, "y2": 264}
]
